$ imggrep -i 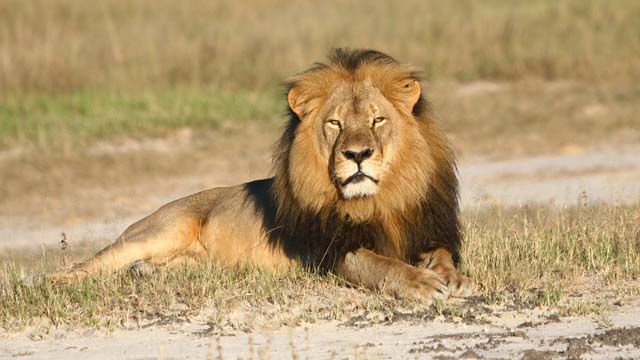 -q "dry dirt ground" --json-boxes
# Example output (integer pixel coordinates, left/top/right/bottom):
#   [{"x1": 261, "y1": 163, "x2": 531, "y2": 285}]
[
  {"x1": 2, "y1": 299, "x2": 640, "y2": 359},
  {"x1": 1, "y1": 130, "x2": 639, "y2": 359}
]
